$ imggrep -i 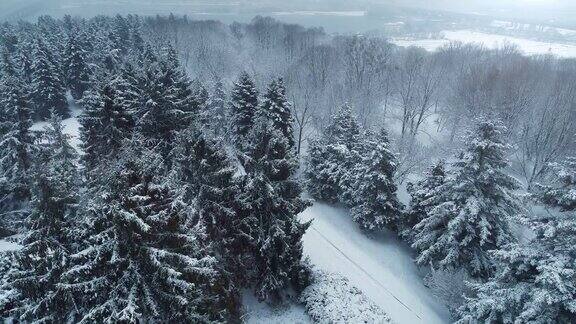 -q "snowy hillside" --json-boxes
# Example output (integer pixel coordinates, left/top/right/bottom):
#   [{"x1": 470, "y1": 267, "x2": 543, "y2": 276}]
[{"x1": 301, "y1": 203, "x2": 450, "y2": 324}]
